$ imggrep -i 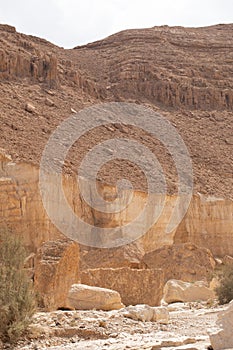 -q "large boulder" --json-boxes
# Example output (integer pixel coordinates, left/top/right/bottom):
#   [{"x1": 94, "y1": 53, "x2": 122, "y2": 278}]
[
  {"x1": 34, "y1": 239, "x2": 79, "y2": 311},
  {"x1": 80, "y1": 241, "x2": 144, "y2": 271},
  {"x1": 81, "y1": 267, "x2": 164, "y2": 306},
  {"x1": 209, "y1": 301, "x2": 233, "y2": 350},
  {"x1": 142, "y1": 243, "x2": 216, "y2": 283},
  {"x1": 66, "y1": 284, "x2": 124, "y2": 311},
  {"x1": 162, "y1": 279, "x2": 215, "y2": 304},
  {"x1": 122, "y1": 304, "x2": 169, "y2": 323}
]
